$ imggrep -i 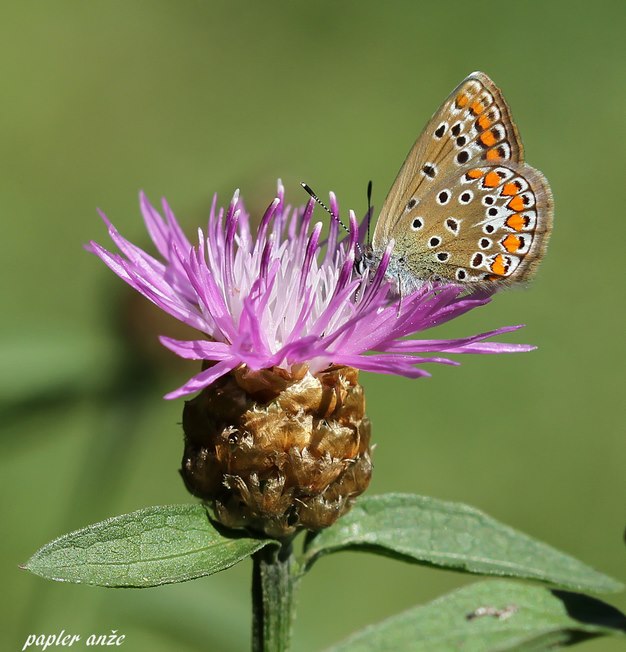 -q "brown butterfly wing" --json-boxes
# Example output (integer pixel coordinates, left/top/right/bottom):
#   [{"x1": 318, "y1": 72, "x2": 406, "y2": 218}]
[
  {"x1": 373, "y1": 71, "x2": 525, "y2": 252},
  {"x1": 386, "y1": 161, "x2": 553, "y2": 286}
]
